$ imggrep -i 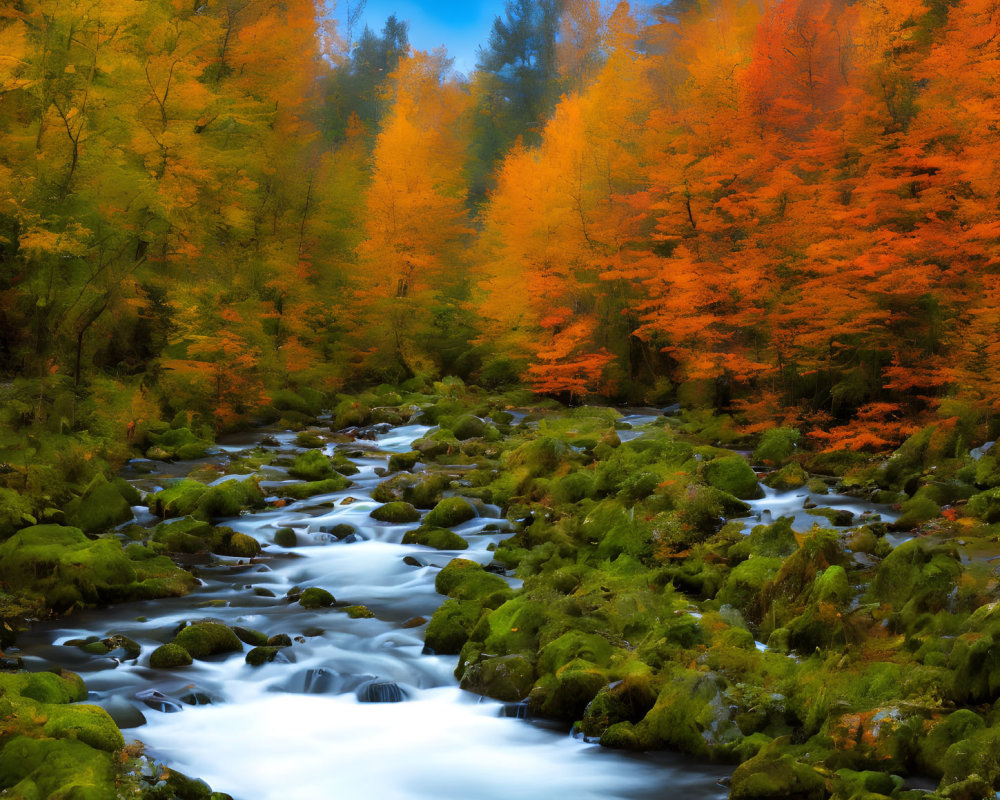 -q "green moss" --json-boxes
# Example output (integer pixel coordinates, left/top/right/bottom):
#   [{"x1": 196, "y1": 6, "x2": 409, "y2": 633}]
[
  {"x1": 581, "y1": 674, "x2": 658, "y2": 739},
  {"x1": 172, "y1": 622, "x2": 242, "y2": 659},
  {"x1": 402, "y1": 527, "x2": 469, "y2": 550},
  {"x1": 435, "y1": 558, "x2": 511, "y2": 603},
  {"x1": 718, "y1": 557, "x2": 783, "y2": 618},
  {"x1": 728, "y1": 743, "x2": 825, "y2": 799},
  {"x1": 895, "y1": 489, "x2": 941, "y2": 530},
  {"x1": 387, "y1": 451, "x2": 420, "y2": 472},
  {"x1": 273, "y1": 475, "x2": 351, "y2": 499},
  {"x1": 919, "y1": 710, "x2": 986, "y2": 776},
  {"x1": 211, "y1": 528, "x2": 261, "y2": 558},
  {"x1": 639, "y1": 669, "x2": 739, "y2": 757},
  {"x1": 245, "y1": 646, "x2": 281, "y2": 666},
  {"x1": 62, "y1": 474, "x2": 133, "y2": 534},
  {"x1": 0, "y1": 525, "x2": 138, "y2": 612},
  {"x1": 232, "y1": 627, "x2": 268, "y2": 646},
  {"x1": 274, "y1": 527, "x2": 297, "y2": 547},
  {"x1": 968, "y1": 488, "x2": 1000, "y2": 523},
  {"x1": 940, "y1": 727, "x2": 1000, "y2": 792},
  {"x1": 703, "y1": 456, "x2": 763, "y2": 500},
  {"x1": 42, "y1": 704, "x2": 124, "y2": 752},
  {"x1": 538, "y1": 631, "x2": 613, "y2": 674},
  {"x1": 149, "y1": 479, "x2": 207, "y2": 518},
  {"x1": 16, "y1": 672, "x2": 87, "y2": 705},
  {"x1": 345, "y1": 605, "x2": 375, "y2": 619},
  {"x1": 370, "y1": 501, "x2": 421, "y2": 523},
  {"x1": 193, "y1": 478, "x2": 264, "y2": 521},
  {"x1": 333, "y1": 400, "x2": 372, "y2": 429},
  {"x1": 299, "y1": 587, "x2": 336, "y2": 608},
  {"x1": 753, "y1": 428, "x2": 801, "y2": 466},
  {"x1": 0, "y1": 487, "x2": 35, "y2": 540},
  {"x1": 288, "y1": 450, "x2": 336, "y2": 481},
  {"x1": 423, "y1": 497, "x2": 477, "y2": 528},
  {"x1": 425, "y1": 598, "x2": 481, "y2": 654},
  {"x1": 453, "y1": 415, "x2": 487, "y2": 440},
  {"x1": 873, "y1": 539, "x2": 961, "y2": 614},
  {"x1": 0, "y1": 735, "x2": 118, "y2": 800},
  {"x1": 459, "y1": 654, "x2": 534, "y2": 701},
  {"x1": 147, "y1": 427, "x2": 212, "y2": 460},
  {"x1": 534, "y1": 659, "x2": 608, "y2": 721},
  {"x1": 730, "y1": 517, "x2": 799, "y2": 560},
  {"x1": 763, "y1": 463, "x2": 809, "y2": 491},
  {"x1": 151, "y1": 516, "x2": 213, "y2": 553}
]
